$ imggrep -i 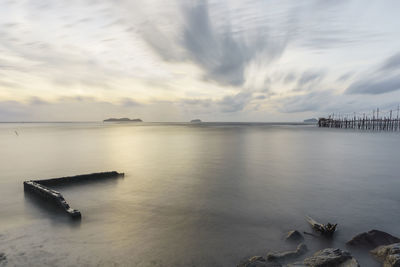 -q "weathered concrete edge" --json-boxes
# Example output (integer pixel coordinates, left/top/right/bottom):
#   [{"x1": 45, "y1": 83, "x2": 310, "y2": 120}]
[
  {"x1": 32, "y1": 171, "x2": 124, "y2": 186},
  {"x1": 23, "y1": 171, "x2": 124, "y2": 219},
  {"x1": 24, "y1": 180, "x2": 82, "y2": 218}
]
